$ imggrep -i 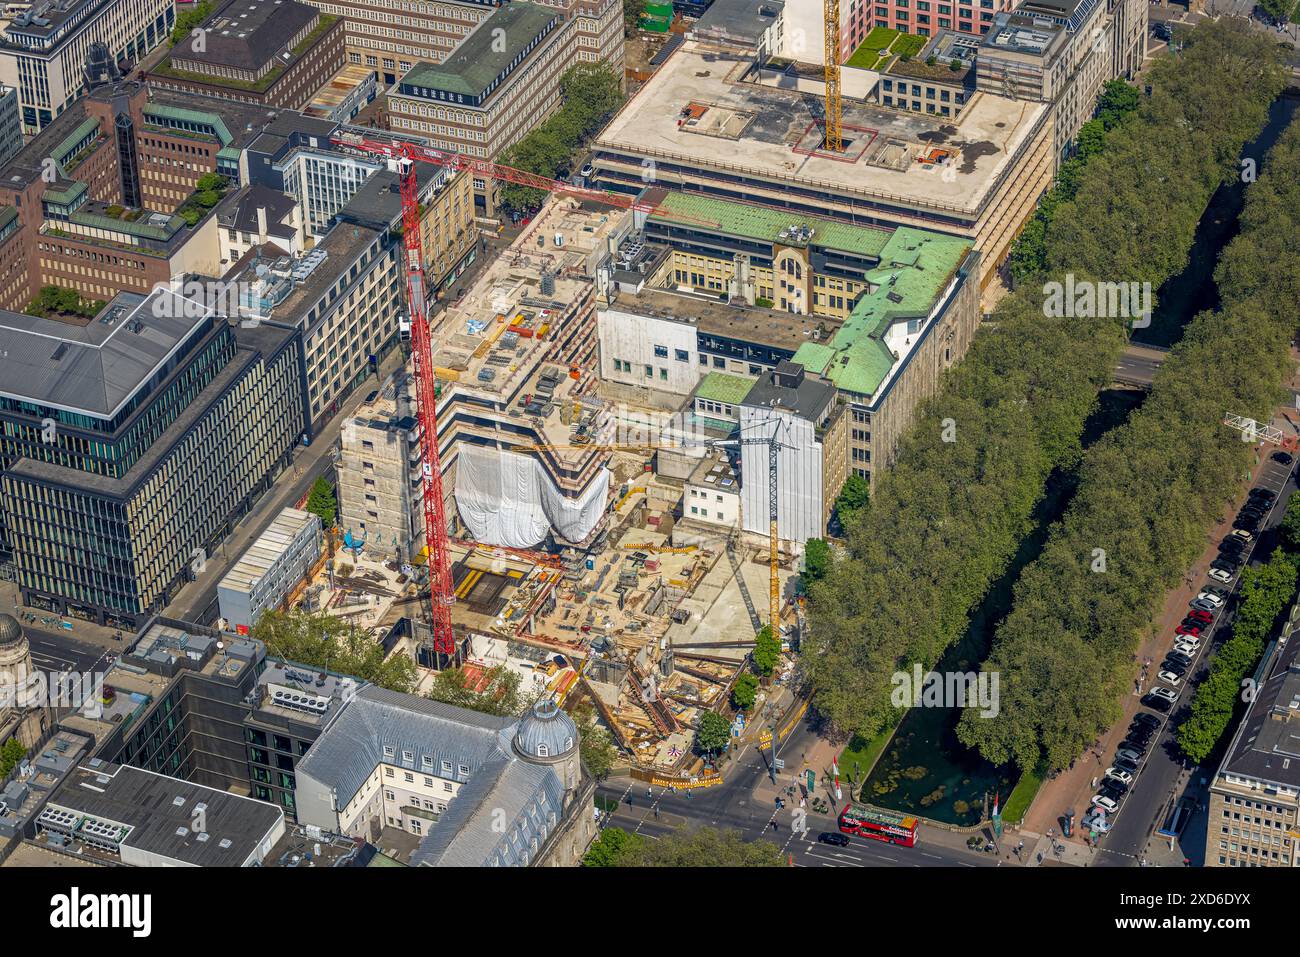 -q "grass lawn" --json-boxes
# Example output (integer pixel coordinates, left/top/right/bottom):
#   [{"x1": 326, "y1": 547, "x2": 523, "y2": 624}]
[
  {"x1": 893, "y1": 33, "x2": 928, "y2": 58},
  {"x1": 845, "y1": 27, "x2": 928, "y2": 70},
  {"x1": 846, "y1": 26, "x2": 899, "y2": 69},
  {"x1": 1001, "y1": 769, "x2": 1043, "y2": 824},
  {"x1": 836, "y1": 728, "x2": 894, "y2": 796}
]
